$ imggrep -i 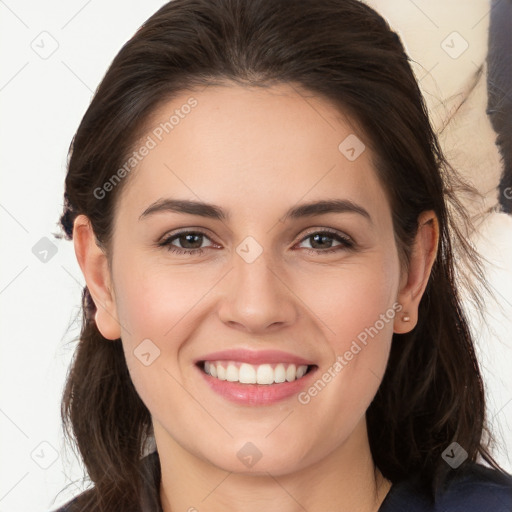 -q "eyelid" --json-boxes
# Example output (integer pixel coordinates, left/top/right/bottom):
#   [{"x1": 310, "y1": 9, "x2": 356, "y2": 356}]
[
  {"x1": 158, "y1": 227, "x2": 215, "y2": 243},
  {"x1": 298, "y1": 226, "x2": 353, "y2": 242}
]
